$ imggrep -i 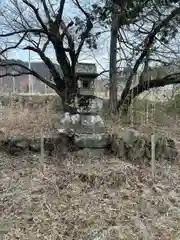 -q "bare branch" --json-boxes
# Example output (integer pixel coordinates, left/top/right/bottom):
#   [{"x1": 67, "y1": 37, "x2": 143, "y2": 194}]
[
  {"x1": 75, "y1": 0, "x2": 93, "y2": 60},
  {"x1": 11, "y1": 0, "x2": 32, "y2": 29},
  {"x1": 0, "y1": 61, "x2": 59, "y2": 92},
  {"x1": 42, "y1": 39, "x2": 50, "y2": 52},
  {"x1": 0, "y1": 72, "x2": 27, "y2": 78},
  {"x1": 113, "y1": 0, "x2": 133, "y2": 9},
  {"x1": 59, "y1": 20, "x2": 76, "y2": 64},
  {"x1": 98, "y1": 69, "x2": 109, "y2": 76},
  {"x1": 40, "y1": 0, "x2": 51, "y2": 22},
  {"x1": 47, "y1": 0, "x2": 55, "y2": 16},
  {"x1": 22, "y1": 0, "x2": 48, "y2": 33},
  {"x1": 23, "y1": 46, "x2": 64, "y2": 90},
  {"x1": 0, "y1": 29, "x2": 44, "y2": 37},
  {"x1": 117, "y1": 6, "x2": 180, "y2": 111},
  {"x1": 56, "y1": 0, "x2": 66, "y2": 24},
  {"x1": 0, "y1": 32, "x2": 27, "y2": 56},
  {"x1": 129, "y1": 72, "x2": 180, "y2": 104}
]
